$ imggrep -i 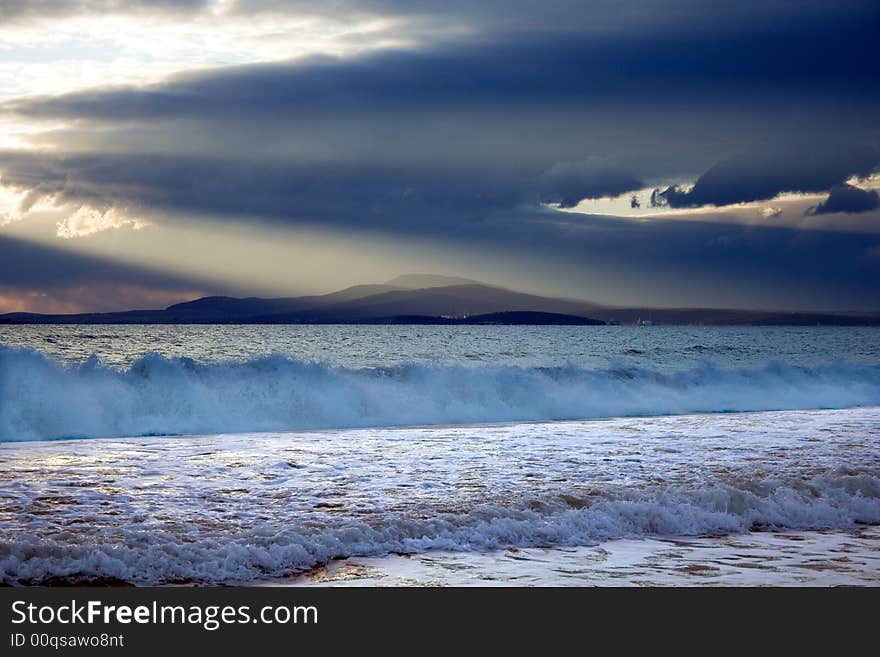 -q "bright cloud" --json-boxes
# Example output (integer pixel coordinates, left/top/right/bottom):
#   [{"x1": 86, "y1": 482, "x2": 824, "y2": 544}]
[{"x1": 56, "y1": 206, "x2": 151, "y2": 239}]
